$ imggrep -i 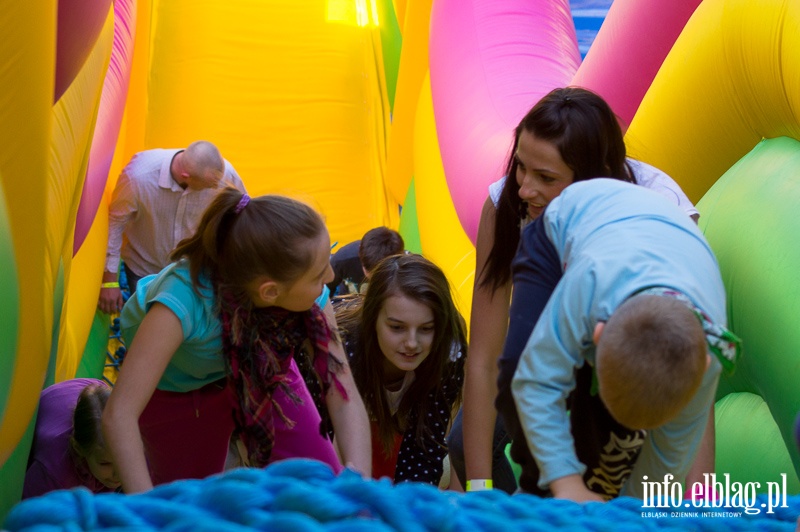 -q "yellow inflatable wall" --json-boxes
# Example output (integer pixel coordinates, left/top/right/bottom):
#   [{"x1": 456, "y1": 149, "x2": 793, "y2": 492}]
[
  {"x1": 0, "y1": 1, "x2": 56, "y2": 468},
  {"x1": 625, "y1": 0, "x2": 800, "y2": 201},
  {"x1": 134, "y1": 0, "x2": 397, "y2": 243},
  {"x1": 51, "y1": 10, "x2": 115, "y2": 382}
]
